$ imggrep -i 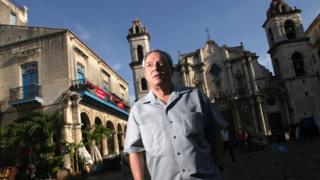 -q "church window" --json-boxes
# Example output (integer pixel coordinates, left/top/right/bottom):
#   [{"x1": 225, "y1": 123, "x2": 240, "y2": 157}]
[
  {"x1": 209, "y1": 64, "x2": 221, "y2": 77},
  {"x1": 137, "y1": 45, "x2": 144, "y2": 62},
  {"x1": 305, "y1": 91, "x2": 309, "y2": 96},
  {"x1": 268, "y1": 28, "x2": 274, "y2": 45},
  {"x1": 135, "y1": 26, "x2": 140, "y2": 34},
  {"x1": 284, "y1": 20, "x2": 296, "y2": 40},
  {"x1": 141, "y1": 78, "x2": 148, "y2": 90},
  {"x1": 280, "y1": 5, "x2": 285, "y2": 13},
  {"x1": 292, "y1": 52, "x2": 305, "y2": 77},
  {"x1": 267, "y1": 97, "x2": 276, "y2": 106}
]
